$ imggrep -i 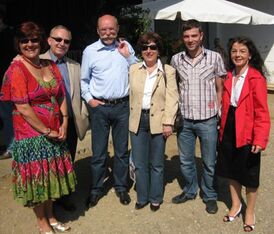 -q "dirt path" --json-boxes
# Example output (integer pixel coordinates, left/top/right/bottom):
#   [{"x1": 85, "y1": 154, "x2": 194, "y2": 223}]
[{"x1": 1, "y1": 94, "x2": 274, "y2": 234}]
